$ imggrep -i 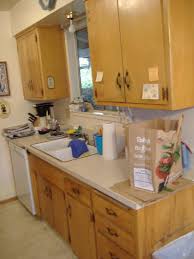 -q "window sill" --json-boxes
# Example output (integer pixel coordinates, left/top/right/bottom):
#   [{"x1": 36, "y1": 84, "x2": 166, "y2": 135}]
[{"x1": 70, "y1": 110, "x2": 121, "y2": 122}]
